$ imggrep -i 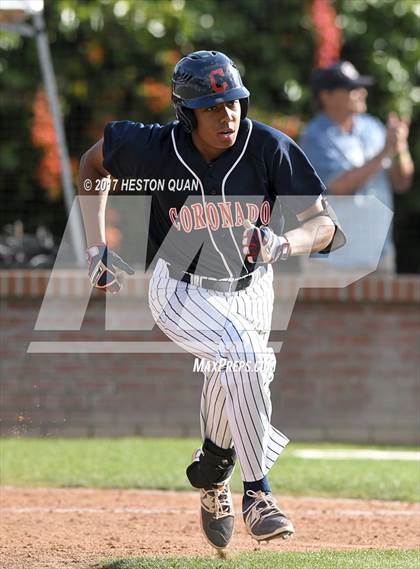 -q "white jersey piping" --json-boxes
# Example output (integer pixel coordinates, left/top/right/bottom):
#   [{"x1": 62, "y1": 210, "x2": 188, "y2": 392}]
[
  {"x1": 221, "y1": 118, "x2": 253, "y2": 273},
  {"x1": 171, "y1": 127, "x2": 233, "y2": 277}
]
